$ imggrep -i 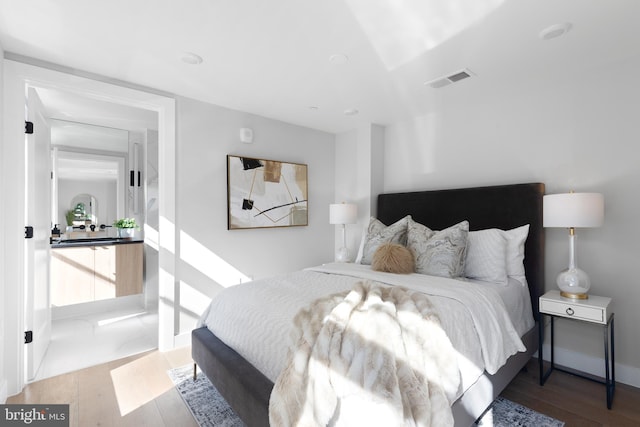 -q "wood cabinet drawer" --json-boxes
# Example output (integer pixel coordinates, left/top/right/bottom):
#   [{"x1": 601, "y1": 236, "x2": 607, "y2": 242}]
[{"x1": 51, "y1": 242, "x2": 143, "y2": 305}]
